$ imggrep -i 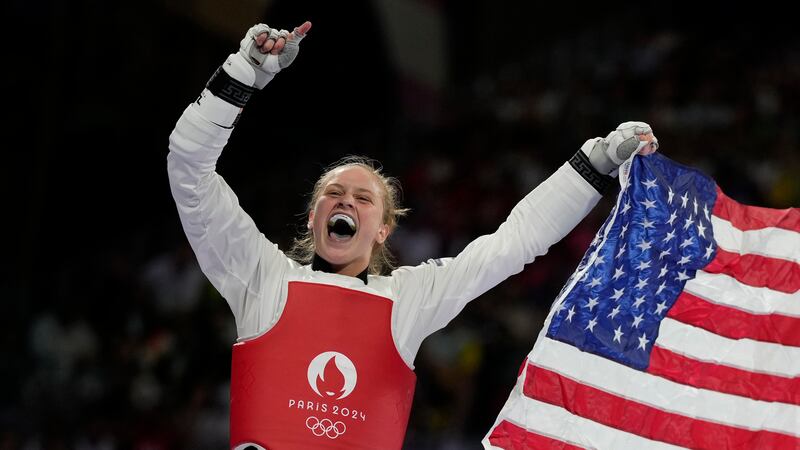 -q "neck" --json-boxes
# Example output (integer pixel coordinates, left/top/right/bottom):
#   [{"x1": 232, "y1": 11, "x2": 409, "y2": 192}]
[
  {"x1": 312, "y1": 254, "x2": 369, "y2": 283},
  {"x1": 333, "y1": 262, "x2": 369, "y2": 277}
]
